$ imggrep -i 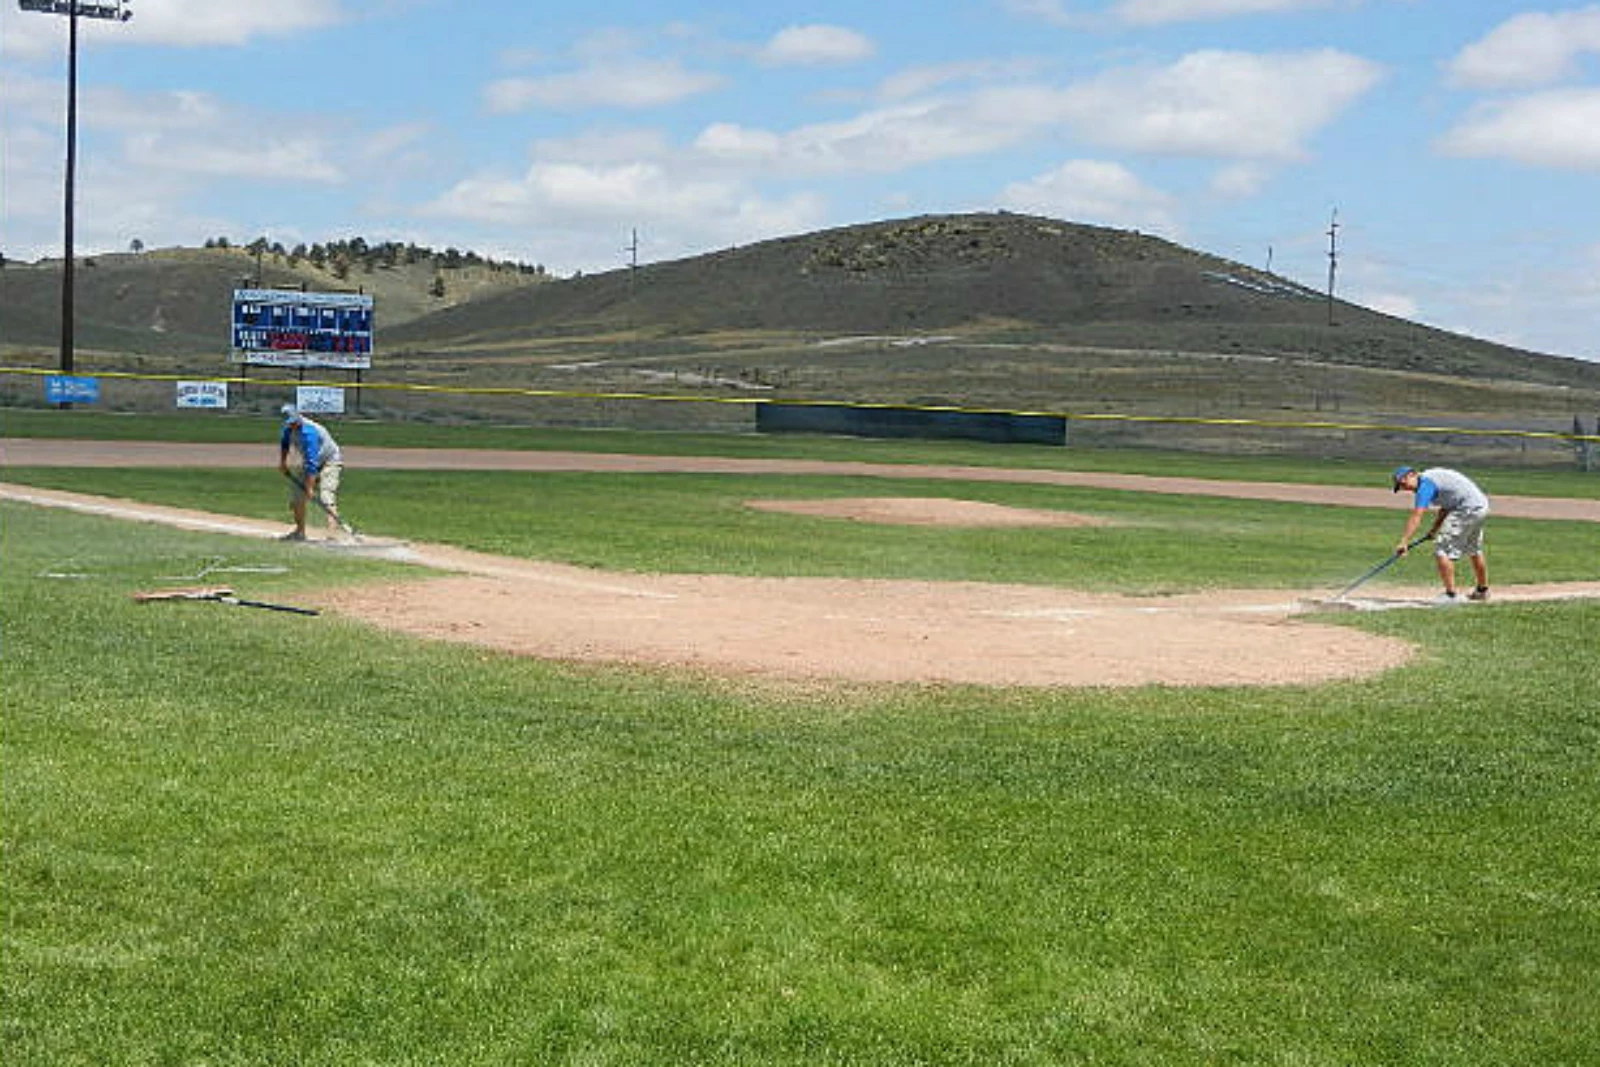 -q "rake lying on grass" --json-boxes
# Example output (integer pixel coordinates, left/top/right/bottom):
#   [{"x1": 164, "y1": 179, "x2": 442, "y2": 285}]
[{"x1": 132, "y1": 586, "x2": 319, "y2": 616}]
